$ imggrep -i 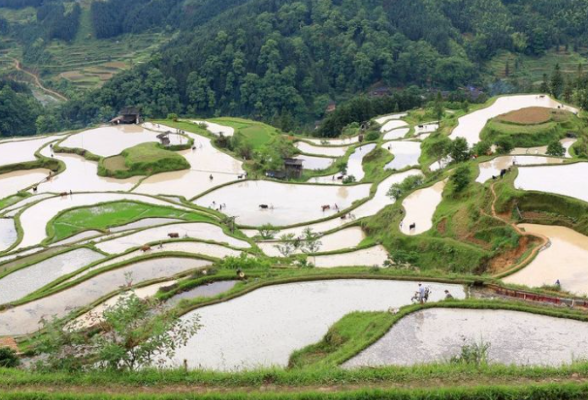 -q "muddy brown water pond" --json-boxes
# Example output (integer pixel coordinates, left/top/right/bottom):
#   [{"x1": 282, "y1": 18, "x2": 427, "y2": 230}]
[
  {"x1": 344, "y1": 308, "x2": 588, "y2": 368},
  {"x1": 0, "y1": 257, "x2": 210, "y2": 336},
  {"x1": 503, "y1": 224, "x2": 588, "y2": 296}
]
